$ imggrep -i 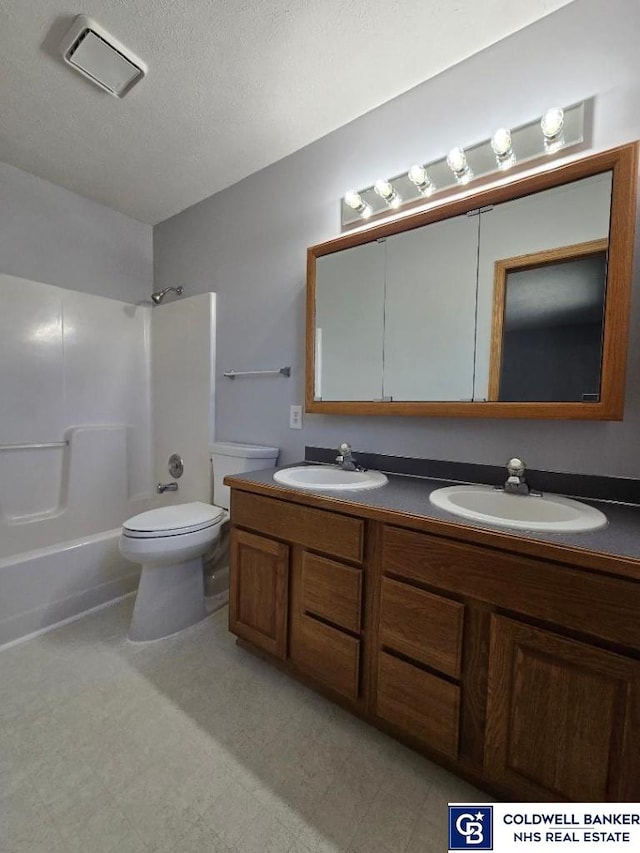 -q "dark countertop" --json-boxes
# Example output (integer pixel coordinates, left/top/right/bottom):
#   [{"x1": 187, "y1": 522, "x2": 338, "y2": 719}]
[{"x1": 226, "y1": 464, "x2": 640, "y2": 573}]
